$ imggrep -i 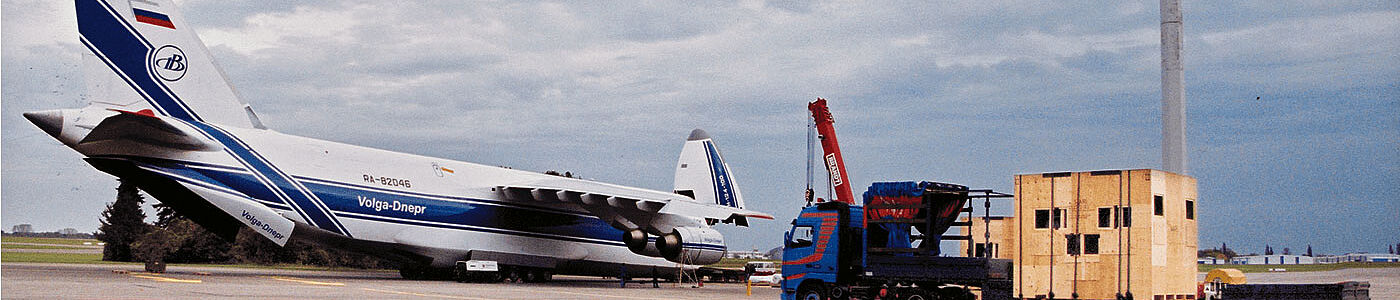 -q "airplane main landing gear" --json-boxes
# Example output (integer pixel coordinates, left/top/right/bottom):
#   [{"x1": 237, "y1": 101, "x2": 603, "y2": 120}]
[
  {"x1": 400, "y1": 264, "x2": 452, "y2": 280},
  {"x1": 452, "y1": 261, "x2": 552, "y2": 283}
]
